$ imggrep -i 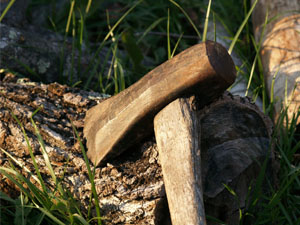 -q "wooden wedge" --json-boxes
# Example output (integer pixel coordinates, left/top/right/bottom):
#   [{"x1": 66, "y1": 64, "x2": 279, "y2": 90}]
[{"x1": 84, "y1": 41, "x2": 236, "y2": 166}]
